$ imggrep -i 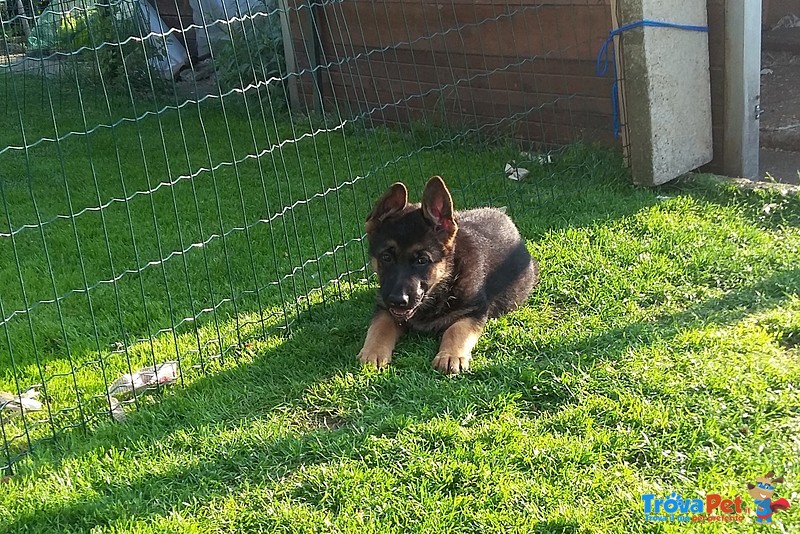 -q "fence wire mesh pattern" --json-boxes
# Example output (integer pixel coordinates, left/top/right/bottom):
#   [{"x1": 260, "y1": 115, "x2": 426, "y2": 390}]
[{"x1": 0, "y1": 0, "x2": 613, "y2": 470}]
